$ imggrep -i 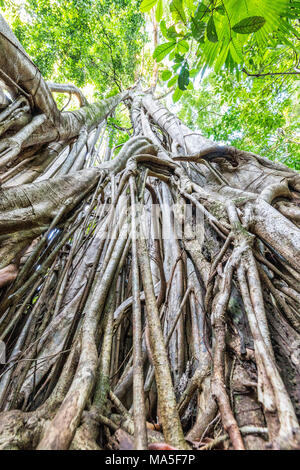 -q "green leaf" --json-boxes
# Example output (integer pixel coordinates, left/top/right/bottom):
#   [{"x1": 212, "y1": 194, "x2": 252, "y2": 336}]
[
  {"x1": 161, "y1": 69, "x2": 172, "y2": 81},
  {"x1": 189, "y1": 68, "x2": 198, "y2": 78},
  {"x1": 170, "y1": 0, "x2": 186, "y2": 24},
  {"x1": 225, "y1": 50, "x2": 234, "y2": 72},
  {"x1": 173, "y1": 86, "x2": 183, "y2": 102},
  {"x1": 140, "y1": 0, "x2": 158, "y2": 13},
  {"x1": 160, "y1": 20, "x2": 169, "y2": 39},
  {"x1": 232, "y1": 16, "x2": 266, "y2": 34},
  {"x1": 191, "y1": 21, "x2": 206, "y2": 42},
  {"x1": 168, "y1": 75, "x2": 178, "y2": 87},
  {"x1": 155, "y1": 0, "x2": 163, "y2": 22},
  {"x1": 177, "y1": 39, "x2": 189, "y2": 54},
  {"x1": 284, "y1": 1, "x2": 300, "y2": 18},
  {"x1": 153, "y1": 41, "x2": 176, "y2": 62},
  {"x1": 215, "y1": 5, "x2": 225, "y2": 15},
  {"x1": 207, "y1": 15, "x2": 218, "y2": 43},
  {"x1": 174, "y1": 53, "x2": 185, "y2": 63},
  {"x1": 190, "y1": 12, "x2": 206, "y2": 41},
  {"x1": 183, "y1": 0, "x2": 195, "y2": 11},
  {"x1": 178, "y1": 63, "x2": 189, "y2": 90},
  {"x1": 169, "y1": 50, "x2": 176, "y2": 60},
  {"x1": 194, "y1": 2, "x2": 210, "y2": 18},
  {"x1": 173, "y1": 62, "x2": 182, "y2": 72},
  {"x1": 160, "y1": 21, "x2": 179, "y2": 39},
  {"x1": 167, "y1": 25, "x2": 178, "y2": 38},
  {"x1": 214, "y1": 41, "x2": 229, "y2": 72},
  {"x1": 229, "y1": 38, "x2": 243, "y2": 63}
]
